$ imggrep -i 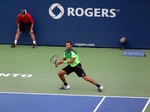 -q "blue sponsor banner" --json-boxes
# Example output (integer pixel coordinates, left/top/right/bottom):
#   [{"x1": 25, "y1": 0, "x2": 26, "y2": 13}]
[
  {"x1": 123, "y1": 50, "x2": 145, "y2": 57},
  {"x1": 0, "y1": 0, "x2": 150, "y2": 48}
]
